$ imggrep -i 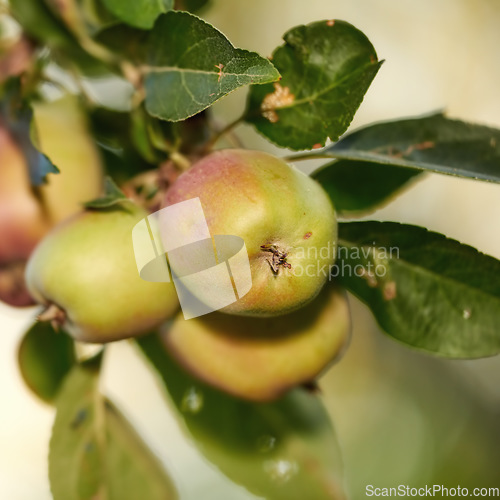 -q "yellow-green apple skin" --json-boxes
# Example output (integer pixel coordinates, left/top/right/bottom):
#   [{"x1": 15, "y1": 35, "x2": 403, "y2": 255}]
[
  {"x1": 25, "y1": 203, "x2": 179, "y2": 343},
  {"x1": 163, "y1": 149, "x2": 337, "y2": 317},
  {"x1": 162, "y1": 284, "x2": 350, "y2": 402},
  {"x1": 33, "y1": 94, "x2": 103, "y2": 224}
]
